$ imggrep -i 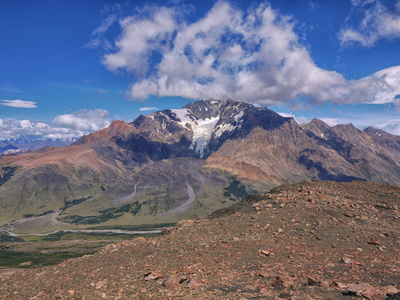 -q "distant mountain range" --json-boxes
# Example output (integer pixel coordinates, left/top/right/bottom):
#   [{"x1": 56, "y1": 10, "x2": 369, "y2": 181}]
[
  {"x1": 1, "y1": 99, "x2": 400, "y2": 233},
  {"x1": 0, "y1": 138, "x2": 77, "y2": 155}
]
